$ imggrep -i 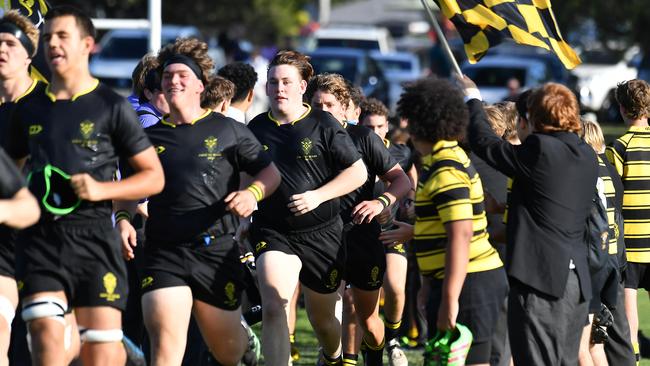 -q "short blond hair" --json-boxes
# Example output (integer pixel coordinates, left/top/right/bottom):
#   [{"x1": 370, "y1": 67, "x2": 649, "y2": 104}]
[
  {"x1": 202, "y1": 76, "x2": 235, "y2": 110},
  {"x1": 581, "y1": 119, "x2": 605, "y2": 153},
  {"x1": 1, "y1": 10, "x2": 39, "y2": 57}
]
